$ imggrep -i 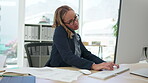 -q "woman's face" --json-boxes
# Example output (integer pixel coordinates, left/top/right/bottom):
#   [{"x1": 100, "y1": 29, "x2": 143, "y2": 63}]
[{"x1": 63, "y1": 10, "x2": 79, "y2": 30}]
